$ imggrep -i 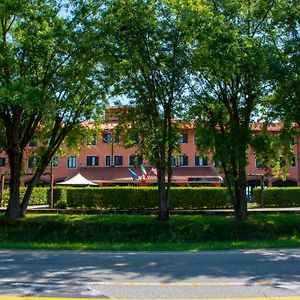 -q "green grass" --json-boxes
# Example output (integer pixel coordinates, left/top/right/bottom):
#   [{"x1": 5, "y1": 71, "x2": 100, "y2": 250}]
[{"x1": 0, "y1": 213, "x2": 299, "y2": 251}]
